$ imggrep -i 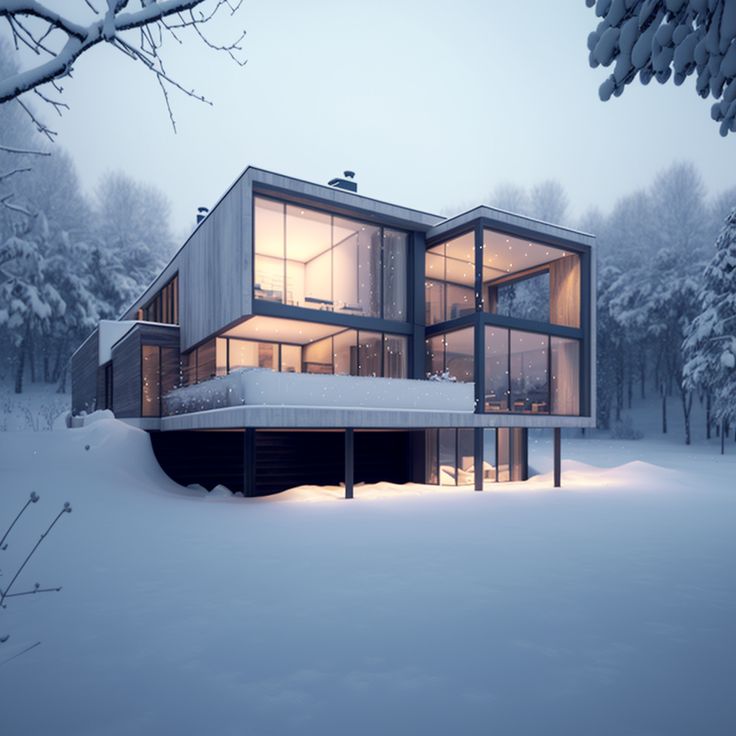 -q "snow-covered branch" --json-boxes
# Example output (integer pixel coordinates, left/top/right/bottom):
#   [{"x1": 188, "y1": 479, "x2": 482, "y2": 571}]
[
  {"x1": 585, "y1": 0, "x2": 736, "y2": 136},
  {"x1": 0, "y1": 0, "x2": 246, "y2": 131}
]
